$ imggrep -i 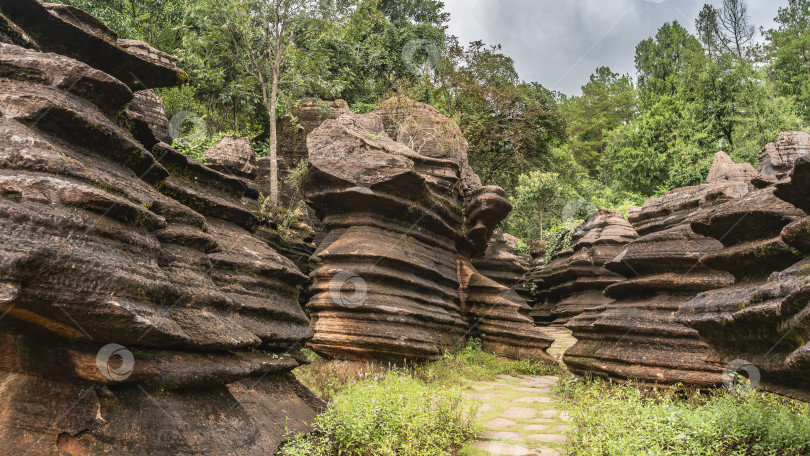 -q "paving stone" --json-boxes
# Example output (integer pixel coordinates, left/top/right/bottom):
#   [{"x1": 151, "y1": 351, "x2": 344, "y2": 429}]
[
  {"x1": 514, "y1": 396, "x2": 553, "y2": 403},
  {"x1": 482, "y1": 430, "x2": 522, "y2": 440},
  {"x1": 484, "y1": 417, "x2": 519, "y2": 429},
  {"x1": 529, "y1": 417, "x2": 554, "y2": 423},
  {"x1": 553, "y1": 424, "x2": 570, "y2": 431},
  {"x1": 527, "y1": 434, "x2": 567, "y2": 443},
  {"x1": 515, "y1": 388, "x2": 550, "y2": 393},
  {"x1": 540, "y1": 409, "x2": 561, "y2": 417},
  {"x1": 465, "y1": 392, "x2": 504, "y2": 400},
  {"x1": 524, "y1": 424, "x2": 548, "y2": 431},
  {"x1": 501, "y1": 406, "x2": 537, "y2": 419},
  {"x1": 473, "y1": 442, "x2": 536, "y2": 456},
  {"x1": 479, "y1": 403, "x2": 494, "y2": 412}
]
